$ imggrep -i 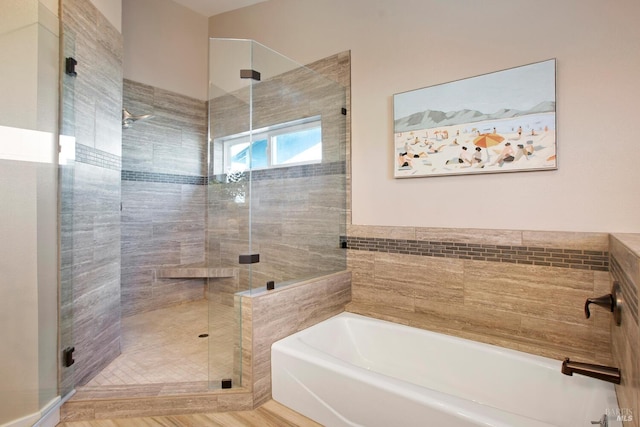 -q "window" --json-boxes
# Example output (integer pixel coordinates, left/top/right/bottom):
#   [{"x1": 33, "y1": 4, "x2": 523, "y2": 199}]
[{"x1": 220, "y1": 116, "x2": 321, "y2": 173}]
